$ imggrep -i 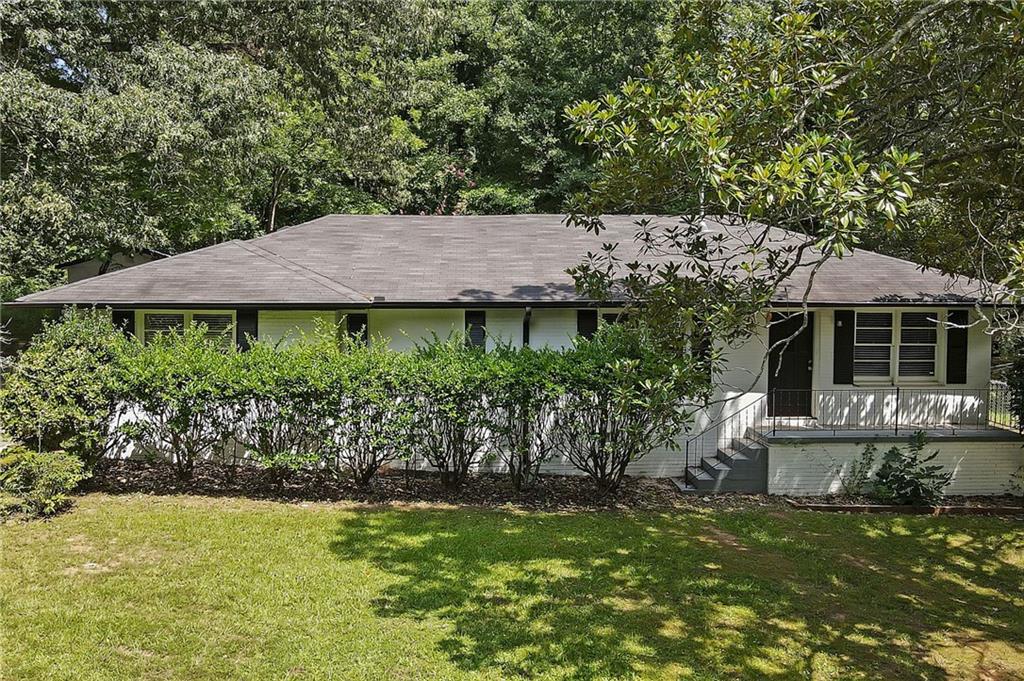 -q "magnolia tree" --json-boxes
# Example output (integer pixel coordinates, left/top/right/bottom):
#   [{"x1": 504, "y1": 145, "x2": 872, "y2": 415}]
[{"x1": 564, "y1": 8, "x2": 921, "y2": 387}]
